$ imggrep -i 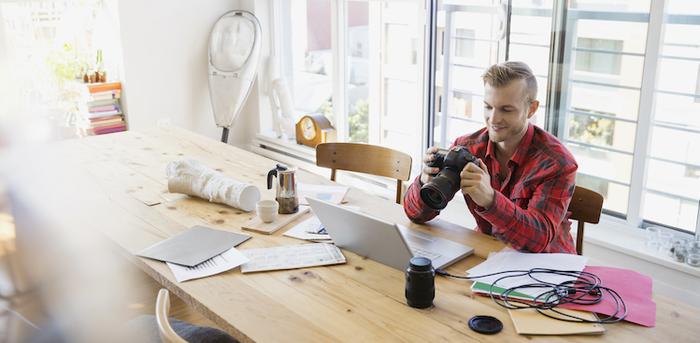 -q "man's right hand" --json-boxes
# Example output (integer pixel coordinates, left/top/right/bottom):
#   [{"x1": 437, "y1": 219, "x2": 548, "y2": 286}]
[{"x1": 420, "y1": 146, "x2": 441, "y2": 184}]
